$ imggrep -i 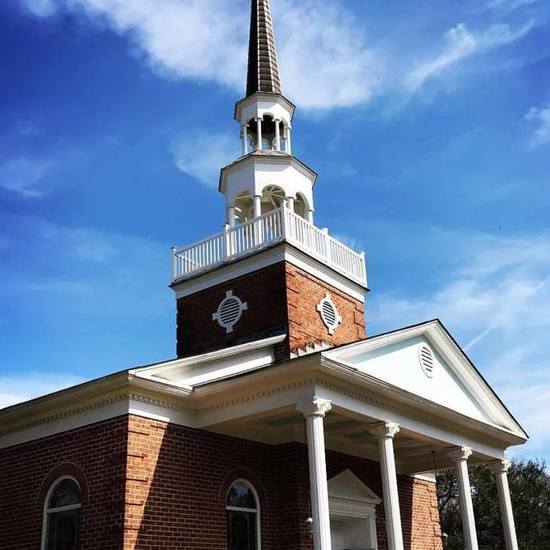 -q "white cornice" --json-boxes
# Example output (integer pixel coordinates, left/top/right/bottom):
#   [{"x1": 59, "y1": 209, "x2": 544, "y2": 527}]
[
  {"x1": 0, "y1": 320, "x2": 527, "y2": 454},
  {"x1": 234, "y1": 92, "x2": 296, "y2": 121},
  {"x1": 219, "y1": 153, "x2": 317, "y2": 193},
  {"x1": 171, "y1": 242, "x2": 367, "y2": 300}
]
